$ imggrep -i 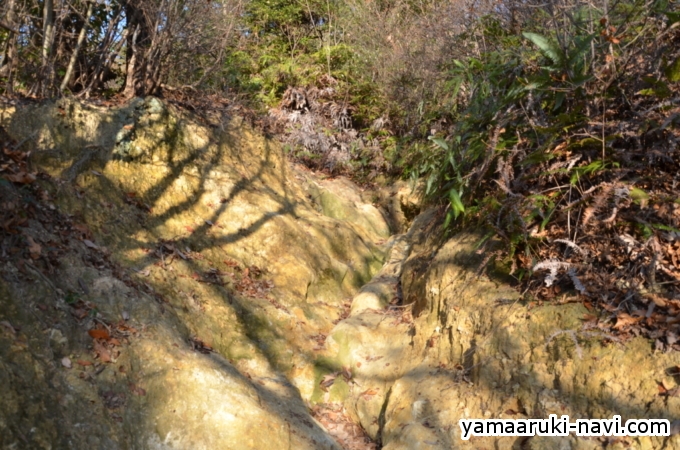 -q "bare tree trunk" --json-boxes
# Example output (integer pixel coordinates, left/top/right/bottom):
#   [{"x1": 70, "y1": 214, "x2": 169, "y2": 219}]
[
  {"x1": 34, "y1": 0, "x2": 55, "y2": 96},
  {"x1": 42, "y1": 0, "x2": 54, "y2": 62},
  {"x1": 0, "y1": 20, "x2": 19, "y2": 34},
  {"x1": 0, "y1": 0, "x2": 18, "y2": 93},
  {"x1": 122, "y1": 1, "x2": 152, "y2": 98},
  {"x1": 60, "y1": 0, "x2": 94, "y2": 92},
  {"x1": 3, "y1": 0, "x2": 245, "y2": 98},
  {"x1": 123, "y1": 25, "x2": 140, "y2": 98}
]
